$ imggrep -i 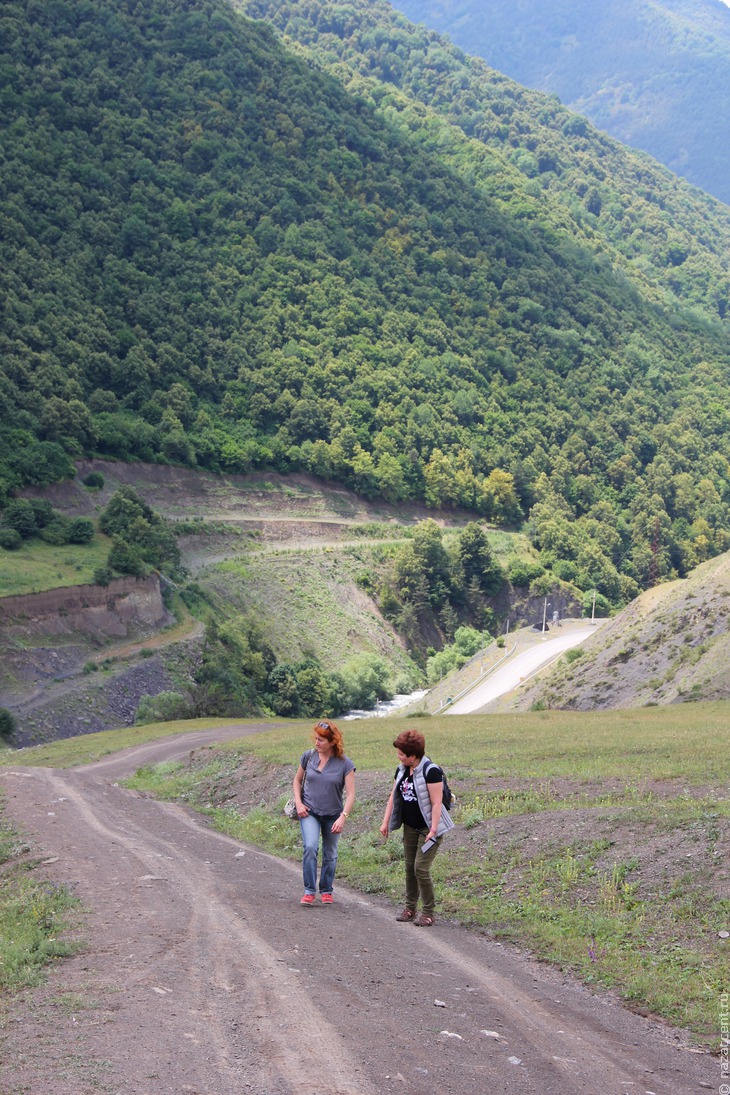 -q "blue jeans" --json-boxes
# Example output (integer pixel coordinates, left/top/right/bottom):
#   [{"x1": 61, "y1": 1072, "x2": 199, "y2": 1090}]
[{"x1": 300, "y1": 812, "x2": 341, "y2": 895}]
